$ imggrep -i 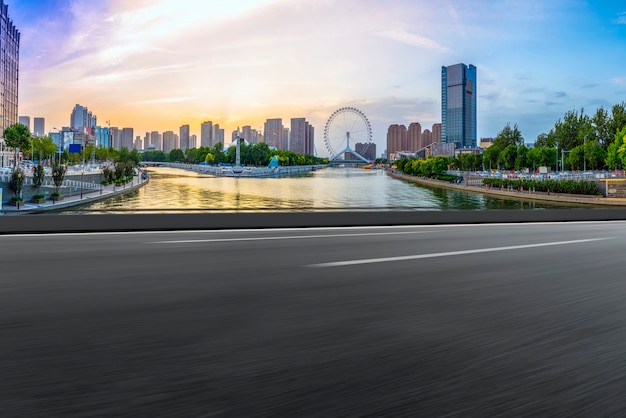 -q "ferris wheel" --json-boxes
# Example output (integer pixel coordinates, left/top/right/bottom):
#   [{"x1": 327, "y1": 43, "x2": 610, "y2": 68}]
[{"x1": 323, "y1": 107, "x2": 372, "y2": 162}]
